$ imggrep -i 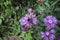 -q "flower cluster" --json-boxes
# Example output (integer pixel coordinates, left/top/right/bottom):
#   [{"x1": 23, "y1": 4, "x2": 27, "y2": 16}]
[
  {"x1": 19, "y1": 8, "x2": 37, "y2": 32},
  {"x1": 44, "y1": 15, "x2": 57, "y2": 30},
  {"x1": 19, "y1": 8, "x2": 58, "y2": 40},
  {"x1": 40, "y1": 15, "x2": 57, "y2": 40},
  {"x1": 41, "y1": 29, "x2": 55, "y2": 40}
]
